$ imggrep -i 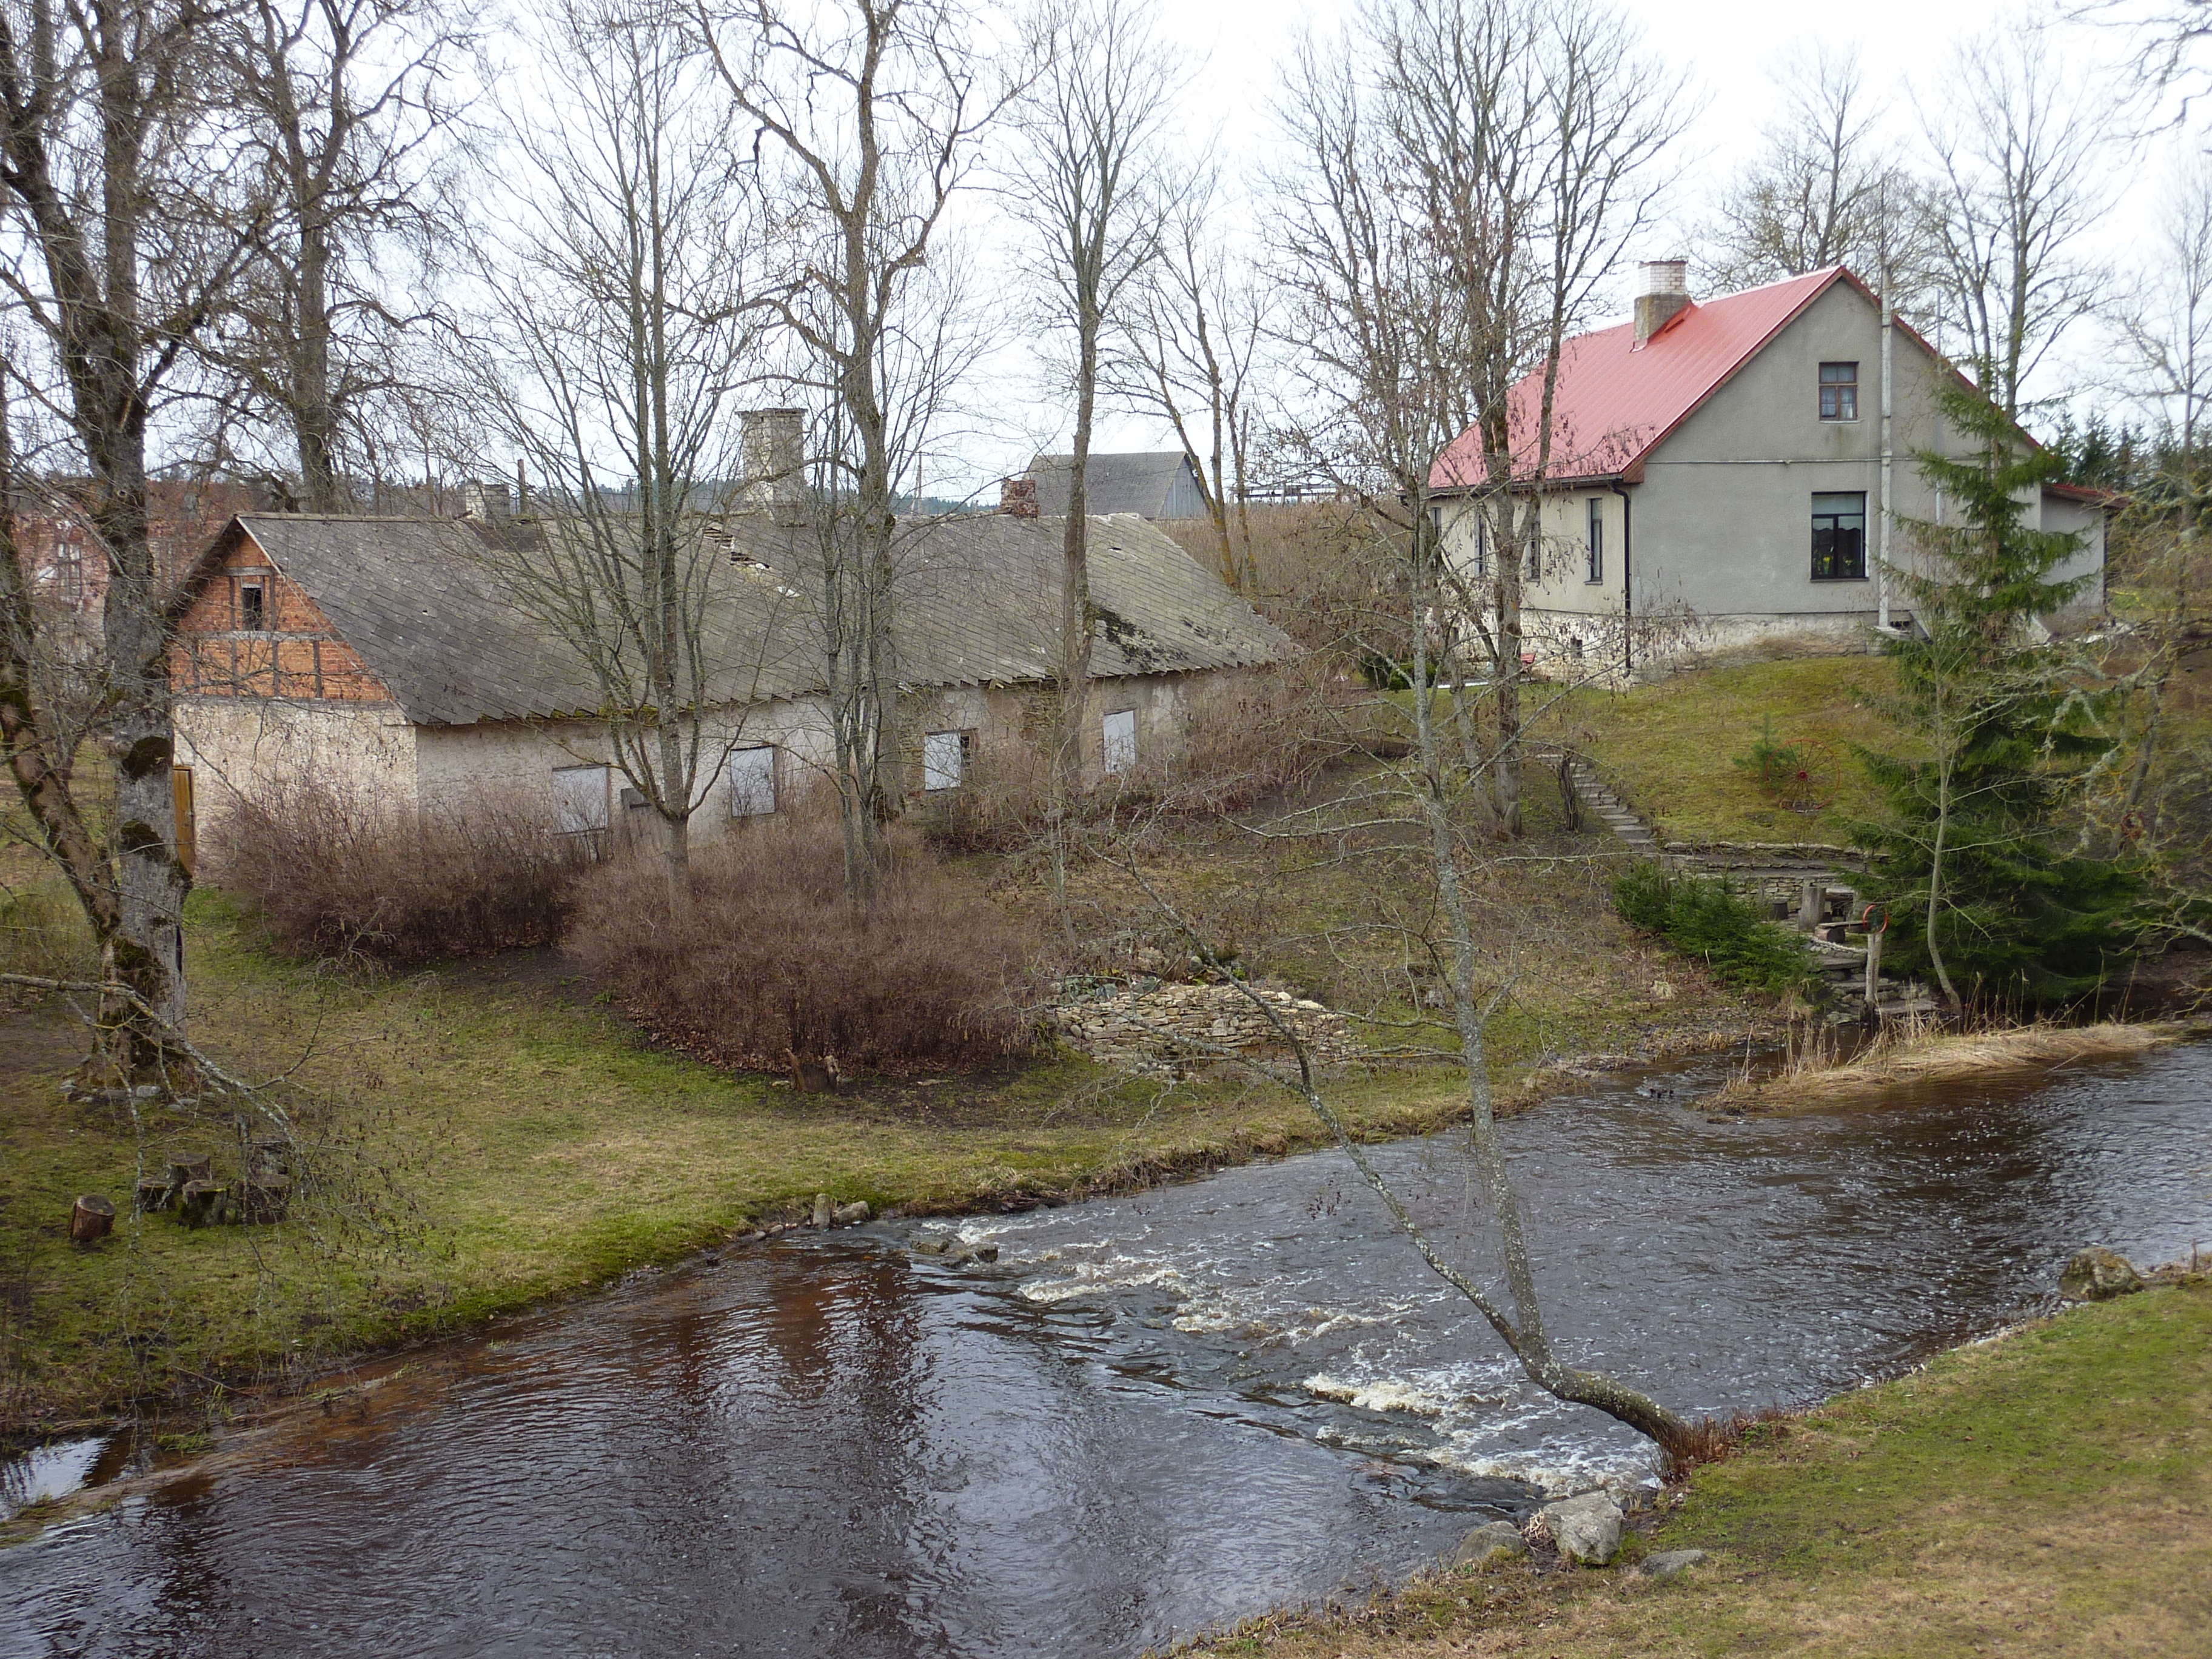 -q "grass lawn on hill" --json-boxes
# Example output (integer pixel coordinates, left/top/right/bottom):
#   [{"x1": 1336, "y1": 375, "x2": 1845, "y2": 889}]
[
  {"x1": 1188, "y1": 1276, "x2": 2212, "y2": 1659},
  {"x1": 1537, "y1": 655, "x2": 1899, "y2": 846}
]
